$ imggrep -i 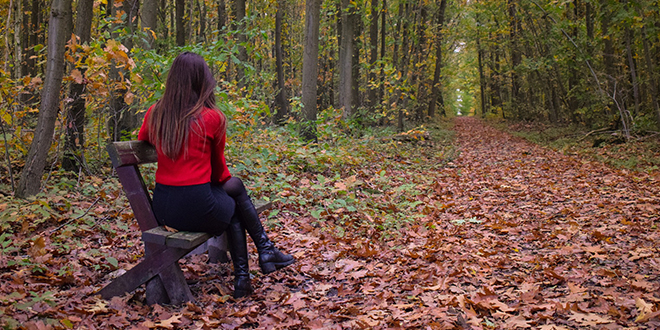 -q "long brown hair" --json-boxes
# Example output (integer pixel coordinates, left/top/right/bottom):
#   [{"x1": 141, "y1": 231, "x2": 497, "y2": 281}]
[{"x1": 147, "y1": 52, "x2": 225, "y2": 159}]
